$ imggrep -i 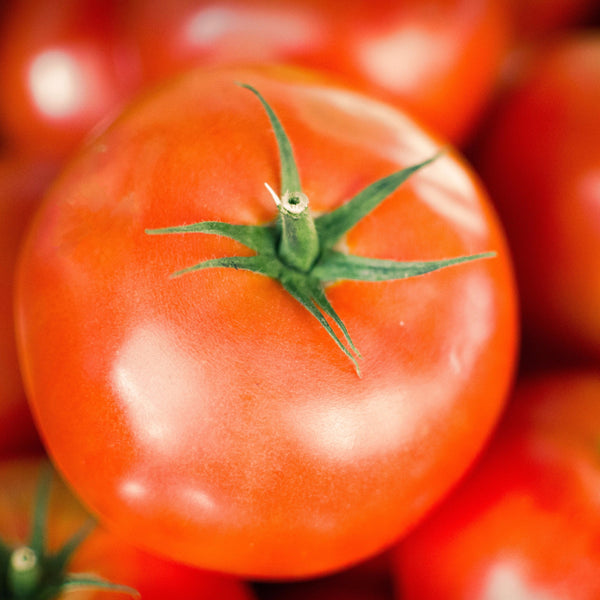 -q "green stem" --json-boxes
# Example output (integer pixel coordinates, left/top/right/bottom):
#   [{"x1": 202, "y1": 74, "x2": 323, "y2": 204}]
[
  {"x1": 8, "y1": 546, "x2": 41, "y2": 598},
  {"x1": 268, "y1": 185, "x2": 320, "y2": 272},
  {"x1": 147, "y1": 84, "x2": 496, "y2": 375}
]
